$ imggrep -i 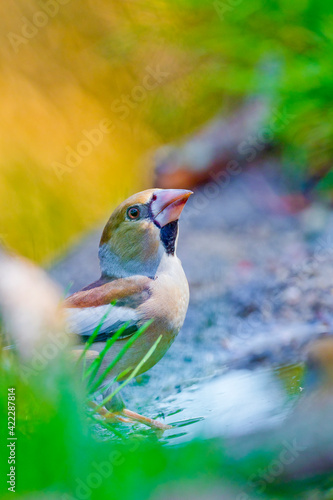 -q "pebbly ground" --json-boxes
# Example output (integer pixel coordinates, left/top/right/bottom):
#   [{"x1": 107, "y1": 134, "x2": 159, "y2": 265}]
[{"x1": 49, "y1": 160, "x2": 333, "y2": 415}]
